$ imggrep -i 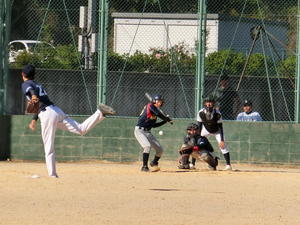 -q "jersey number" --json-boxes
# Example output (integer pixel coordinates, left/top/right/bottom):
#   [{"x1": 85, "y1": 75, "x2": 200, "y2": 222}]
[{"x1": 36, "y1": 84, "x2": 47, "y2": 96}]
